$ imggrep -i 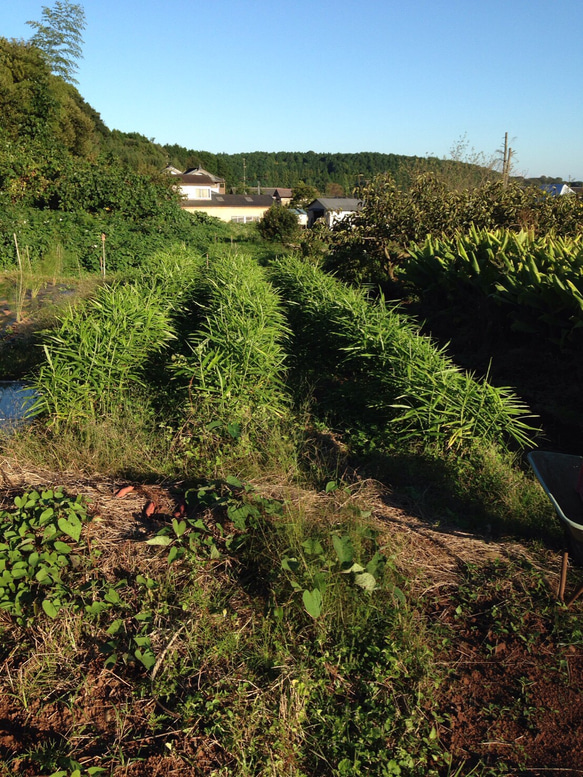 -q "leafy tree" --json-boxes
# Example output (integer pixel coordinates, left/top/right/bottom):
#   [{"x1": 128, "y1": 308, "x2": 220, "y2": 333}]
[
  {"x1": 27, "y1": 1, "x2": 86, "y2": 84},
  {"x1": 325, "y1": 182, "x2": 345, "y2": 197},
  {"x1": 0, "y1": 36, "x2": 99, "y2": 155},
  {"x1": 326, "y1": 172, "x2": 583, "y2": 287},
  {"x1": 257, "y1": 205, "x2": 299, "y2": 245},
  {"x1": 0, "y1": 37, "x2": 56, "y2": 142},
  {"x1": 291, "y1": 181, "x2": 319, "y2": 208}
]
